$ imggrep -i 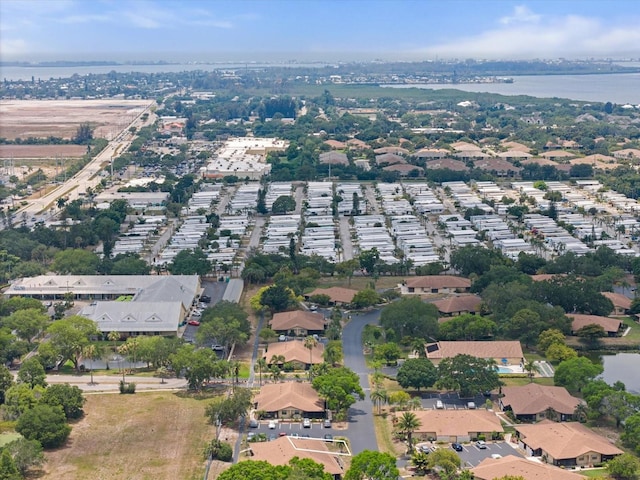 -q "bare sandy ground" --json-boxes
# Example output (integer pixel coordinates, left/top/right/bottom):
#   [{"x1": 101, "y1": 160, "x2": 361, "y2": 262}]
[{"x1": 0, "y1": 99, "x2": 152, "y2": 141}]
